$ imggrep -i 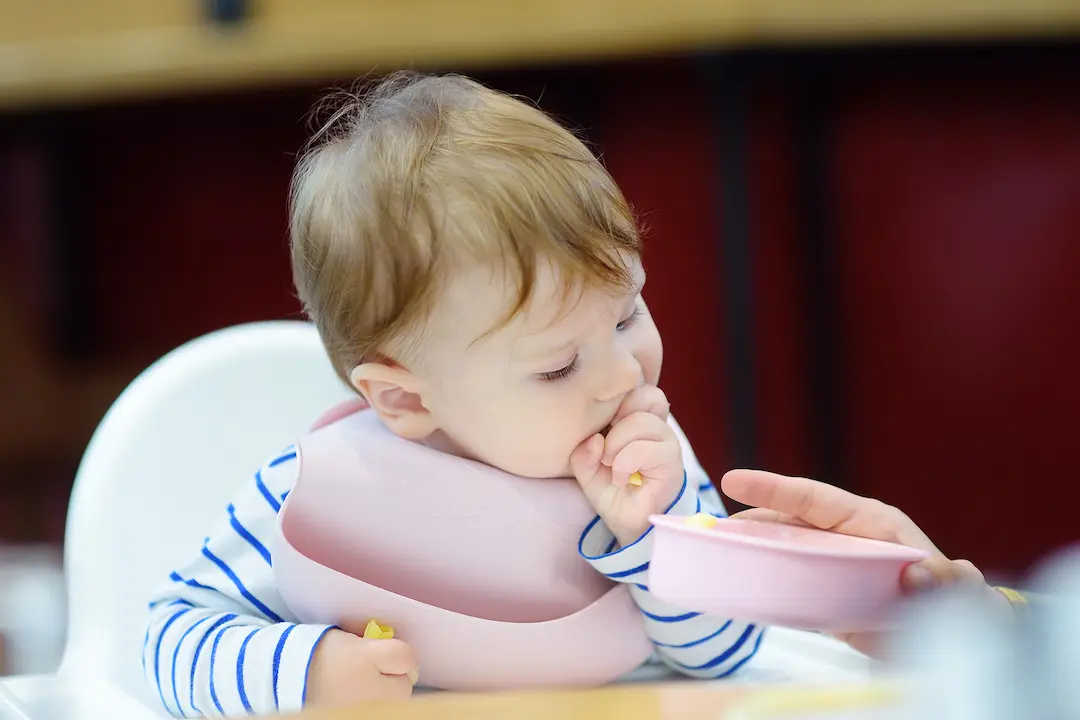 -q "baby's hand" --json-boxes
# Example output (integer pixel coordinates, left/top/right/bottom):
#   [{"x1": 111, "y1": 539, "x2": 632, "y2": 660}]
[
  {"x1": 570, "y1": 386, "x2": 683, "y2": 546},
  {"x1": 721, "y1": 469, "x2": 1012, "y2": 655},
  {"x1": 305, "y1": 629, "x2": 418, "y2": 709}
]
